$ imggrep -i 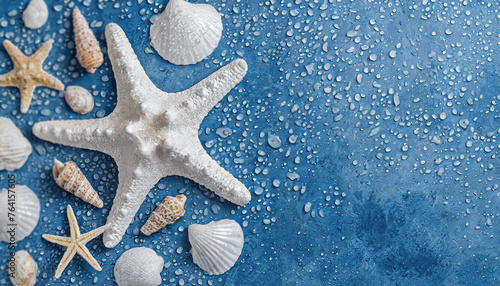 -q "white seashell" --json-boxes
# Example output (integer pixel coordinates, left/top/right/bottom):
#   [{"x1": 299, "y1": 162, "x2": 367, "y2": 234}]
[
  {"x1": 8, "y1": 250, "x2": 38, "y2": 286},
  {"x1": 53, "y1": 158, "x2": 103, "y2": 208},
  {"x1": 150, "y1": 0, "x2": 223, "y2": 65},
  {"x1": 0, "y1": 185, "x2": 40, "y2": 243},
  {"x1": 22, "y1": 0, "x2": 48, "y2": 29},
  {"x1": 64, "y1": 86, "x2": 94, "y2": 114},
  {"x1": 114, "y1": 247, "x2": 164, "y2": 286},
  {"x1": 0, "y1": 117, "x2": 32, "y2": 171},
  {"x1": 73, "y1": 7, "x2": 104, "y2": 73},
  {"x1": 188, "y1": 219, "x2": 244, "y2": 275}
]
